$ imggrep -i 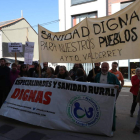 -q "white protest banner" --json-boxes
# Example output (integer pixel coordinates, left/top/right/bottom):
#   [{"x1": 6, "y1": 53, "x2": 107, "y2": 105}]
[
  {"x1": 39, "y1": 0, "x2": 140, "y2": 63},
  {"x1": 8, "y1": 43, "x2": 22, "y2": 53},
  {"x1": 24, "y1": 42, "x2": 34, "y2": 65},
  {"x1": 0, "y1": 77, "x2": 116, "y2": 136}
]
